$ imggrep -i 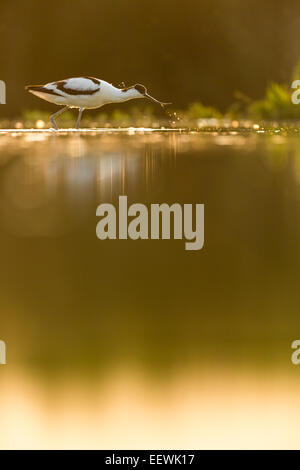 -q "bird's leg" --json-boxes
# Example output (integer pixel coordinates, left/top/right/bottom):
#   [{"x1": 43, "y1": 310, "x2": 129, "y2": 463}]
[
  {"x1": 50, "y1": 106, "x2": 68, "y2": 130},
  {"x1": 76, "y1": 108, "x2": 84, "y2": 130}
]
